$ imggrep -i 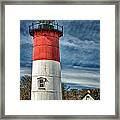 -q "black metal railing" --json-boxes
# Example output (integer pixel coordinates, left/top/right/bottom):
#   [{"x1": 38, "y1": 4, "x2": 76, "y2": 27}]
[{"x1": 29, "y1": 21, "x2": 63, "y2": 36}]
